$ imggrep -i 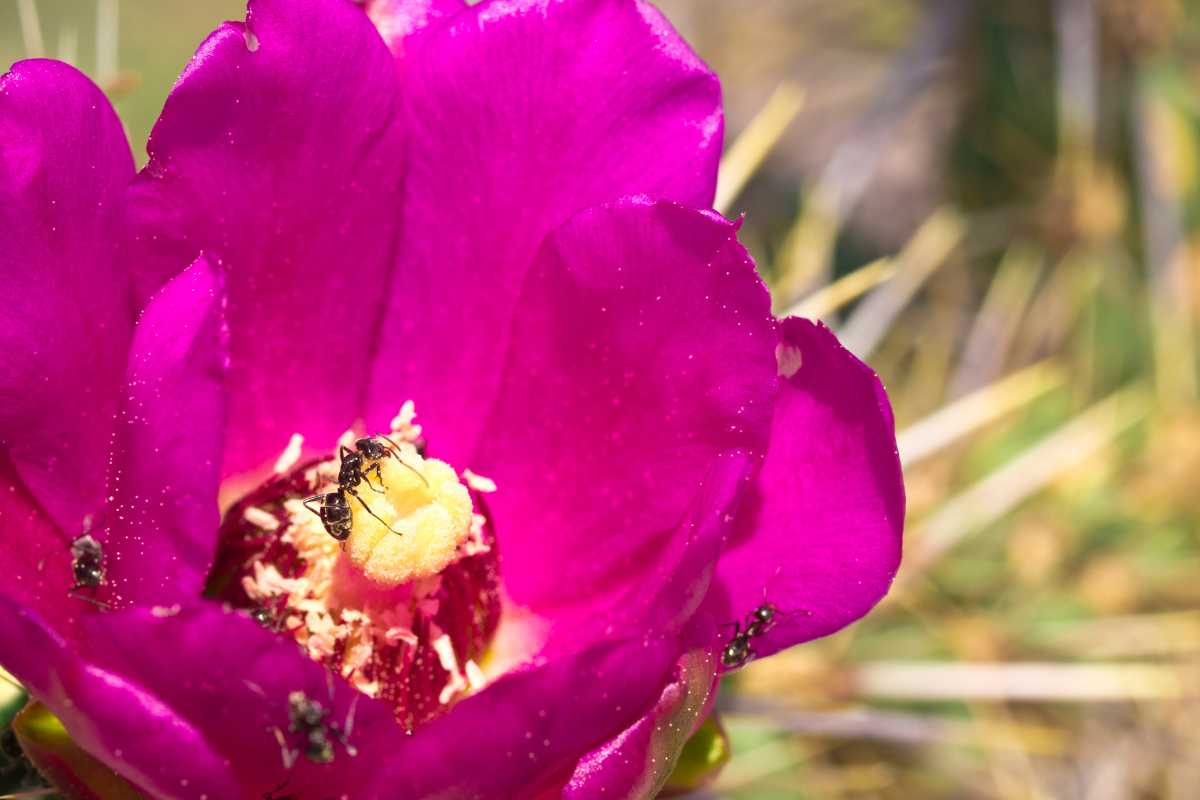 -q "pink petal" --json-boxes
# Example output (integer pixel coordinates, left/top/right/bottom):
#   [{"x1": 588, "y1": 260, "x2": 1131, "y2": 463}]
[
  {"x1": 0, "y1": 600, "x2": 241, "y2": 799},
  {"x1": 360, "y1": 635, "x2": 679, "y2": 797},
  {"x1": 1, "y1": 595, "x2": 678, "y2": 799},
  {"x1": 124, "y1": 0, "x2": 406, "y2": 480},
  {"x1": 366, "y1": 0, "x2": 724, "y2": 463},
  {"x1": 0, "y1": 599, "x2": 400, "y2": 799},
  {"x1": 473, "y1": 199, "x2": 777, "y2": 628},
  {"x1": 0, "y1": 60, "x2": 134, "y2": 531},
  {"x1": 0, "y1": 456, "x2": 77, "y2": 631},
  {"x1": 706, "y1": 318, "x2": 905, "y2": 666},
  {"x1": 564, "y1": 648, "x2": 718, "y2": 799},
  {"x1": 104, "y1": 257, "x2": 227, "y2": 607}
]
